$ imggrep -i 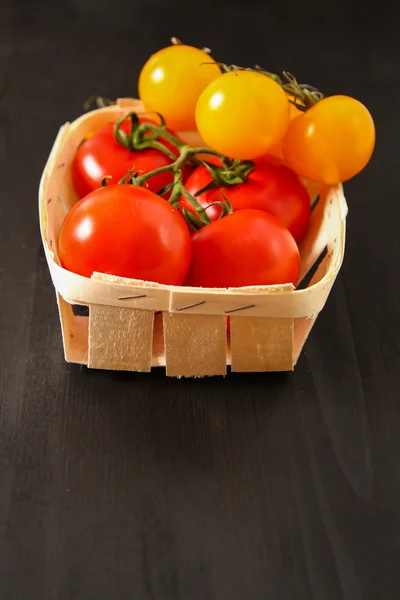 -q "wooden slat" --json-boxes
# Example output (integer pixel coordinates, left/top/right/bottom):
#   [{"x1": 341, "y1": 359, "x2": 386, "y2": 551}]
[
  {"x1": 56, "y1": 293, "x2": 73, "y2": 361},
  {"x1": 230, "y1": 317, "x2": 294, "y2": 372},
  {"x1": 88, "y1": 305, "x2": 154, "y2": 372},
  {"x1": 56, "y1": 294, "x2": 89, "y2": 365},
  {"x1": 163, "y1": 313, "x2": 226, "y2": 377}
]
